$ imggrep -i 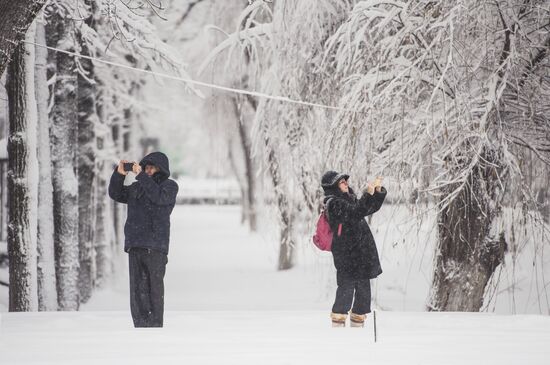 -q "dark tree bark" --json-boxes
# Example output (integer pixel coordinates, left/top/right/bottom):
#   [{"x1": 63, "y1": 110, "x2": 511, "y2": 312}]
[
  {"x1": 427, "y1": 3, "x2": 549, "y2": 311},
  {"x1": 93, "y1": 77, "x2": 114, "y2": 287},
  {"x1": 226, "y1": 134, "x2": 247, "y2": 222},
  {"x1": 6, "y1": 30, "x2": 38, "y2": 312},
  {"x1": 76, "y1": 3, "x2": 98, "y2": 304},
  {"x1": 93, "y1": 169, "x2": 112, "y2": 287},
  {"x1": 46, "y1": 7, "x2": 80, "y2": 310},
  {"x1": 428, "y1": 147, "x2": 508, "y2": 311},
  {"x1": 263, "y1": 132, "x2": 294, "y2": 271},
  {"x1": 230, "y1": 95, "x2": 257, "y2": 231},
  {"x1": 88, "y1": 7, "x2": 113, "y2": 290},
  {"x1": 0, "y1": 0, "x2": 47, "y2": 77},
  {"x1": 538, "y1": 166, "x2": 550, "y2": 224}
]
